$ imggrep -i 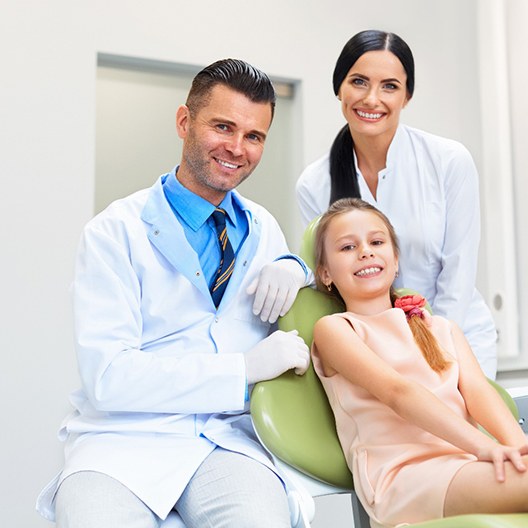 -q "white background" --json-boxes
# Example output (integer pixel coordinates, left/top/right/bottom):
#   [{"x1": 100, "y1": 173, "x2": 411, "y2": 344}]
[{"x1": 1, "y1": 1, "x2": 525, "y2": 526}]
